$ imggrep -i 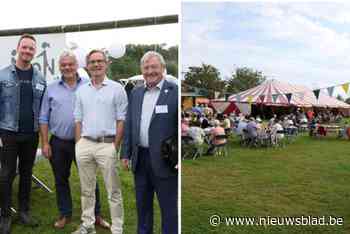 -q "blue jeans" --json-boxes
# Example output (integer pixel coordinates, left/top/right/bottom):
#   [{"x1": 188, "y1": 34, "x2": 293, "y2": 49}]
[{"x1": 49, "y1": 135, "x2": 101, "y2": 217}]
